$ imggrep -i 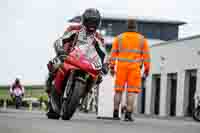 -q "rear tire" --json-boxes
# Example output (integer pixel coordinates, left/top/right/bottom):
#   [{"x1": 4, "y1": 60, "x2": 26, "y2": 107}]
[
  {"x1": 61, "y1": 80, "x2": 83, "y2": 120},
  {"x1": 193, "y1": 107, "x2": 200, "y2": 122}
]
